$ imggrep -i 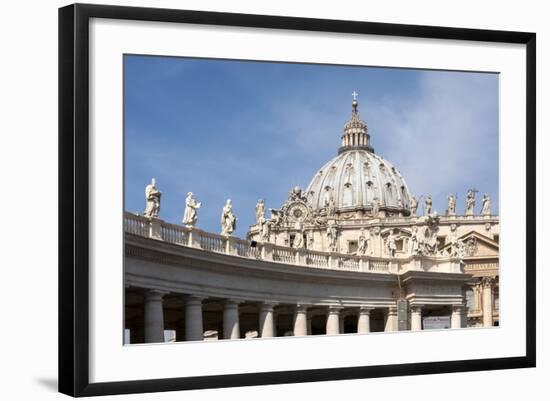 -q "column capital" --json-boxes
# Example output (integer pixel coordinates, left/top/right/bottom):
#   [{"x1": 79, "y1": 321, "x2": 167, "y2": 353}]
[
  {"x1": 328, "y1": 305, "x2": 344, "y2": 314},
  {"x1": 224, "y1": 299, "x2": 243, "y2": 307},
  {"x1": 481, "y1": 276, "x2": 496, "y2": 289},
  {"x1": 452, "y1": 305, "x2": 467, "y2": 313},
  {"x1": 185, "y1": 295, "x2": 205, "y2": 305},
  {"x1": 387, "y1": 306, "x2": 398, "y2": 316},
  {"x1": 359, "y1": 305, "x2": 375, "y2": 314},
  {"x1": 260, "y1": 301, "x2": 278, "y2": 311},
  {"x1": 410, "y1": 304, "x2": 423, "y2": 313},
  {"x1": 144, "y1": 289, "x2": 169, "y2": 301},
  {"x1": 295, "y1": 304, "x2": 311, "y2": 313}
]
